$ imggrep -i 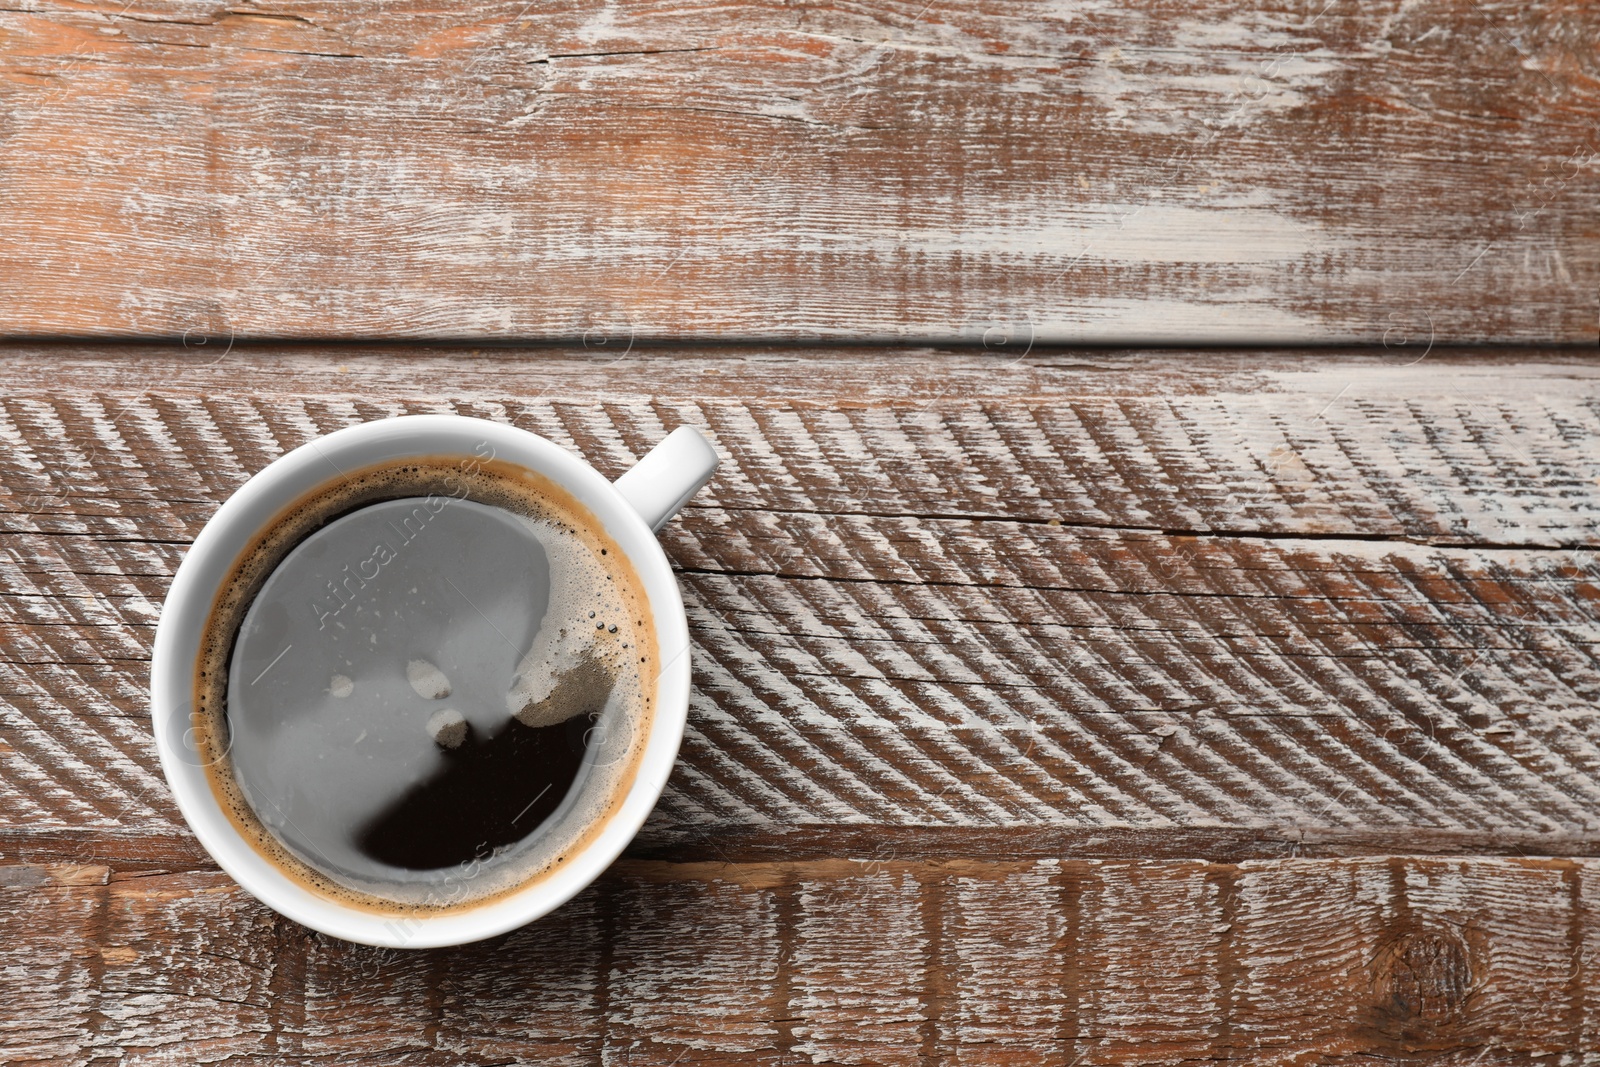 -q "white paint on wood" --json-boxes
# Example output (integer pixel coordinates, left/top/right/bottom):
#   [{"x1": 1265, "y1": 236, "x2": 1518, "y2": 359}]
[
  {"x1": 793, "y1": 869, "x2": 928, "y2": 1065},
  {"x1": 1078, "y1": 861, "x2": 1225, "y2": 1058},
  {"x1": 0, "y1": 2, "x2": 1593, "y2": 341},
  {"x1": 606, "y1": 878, "x2": 782, "y2": 1056},
  {"x1": 945, "y1": 861, "x2": 1072, "y2": 1060},
  {"x1": 439, "y1": 890, "x2": 603, "y2": 1065},
  {"x1": 3, "y1": 858, "x2": 1592, "y2": 1061}
]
